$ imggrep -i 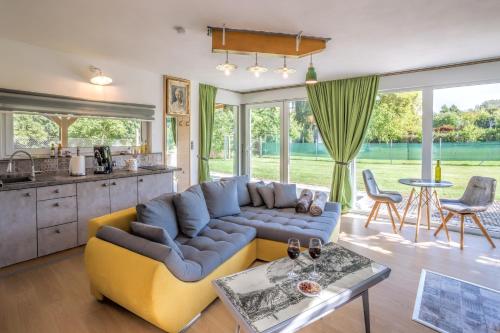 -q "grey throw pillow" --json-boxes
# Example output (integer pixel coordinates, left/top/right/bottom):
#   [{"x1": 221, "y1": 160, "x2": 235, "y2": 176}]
[
  {"x1": 201, "y1": 180, "x2": 241, "y2": 218},
  {"x1": 136, "y1": 193, "x2": 179, "y2": 239},
  {"x1": 273, "y1": 182, "x2": 298, "y2": 208},
  {"x1": 221, "y1": 175, "x2": 251, "y2": 206},
  {"x1": 173, "y1": 184, "x2": 210, "y2": 237},
  {"x1": 247, "y1": 181, "x2": 265, "y2": 207},
  {"x1": 257, "y1": 184, "x2": 275, "y2": 209},
  {"x1": 130, "y1": 222, "x2": 184, "y2": 258}
]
